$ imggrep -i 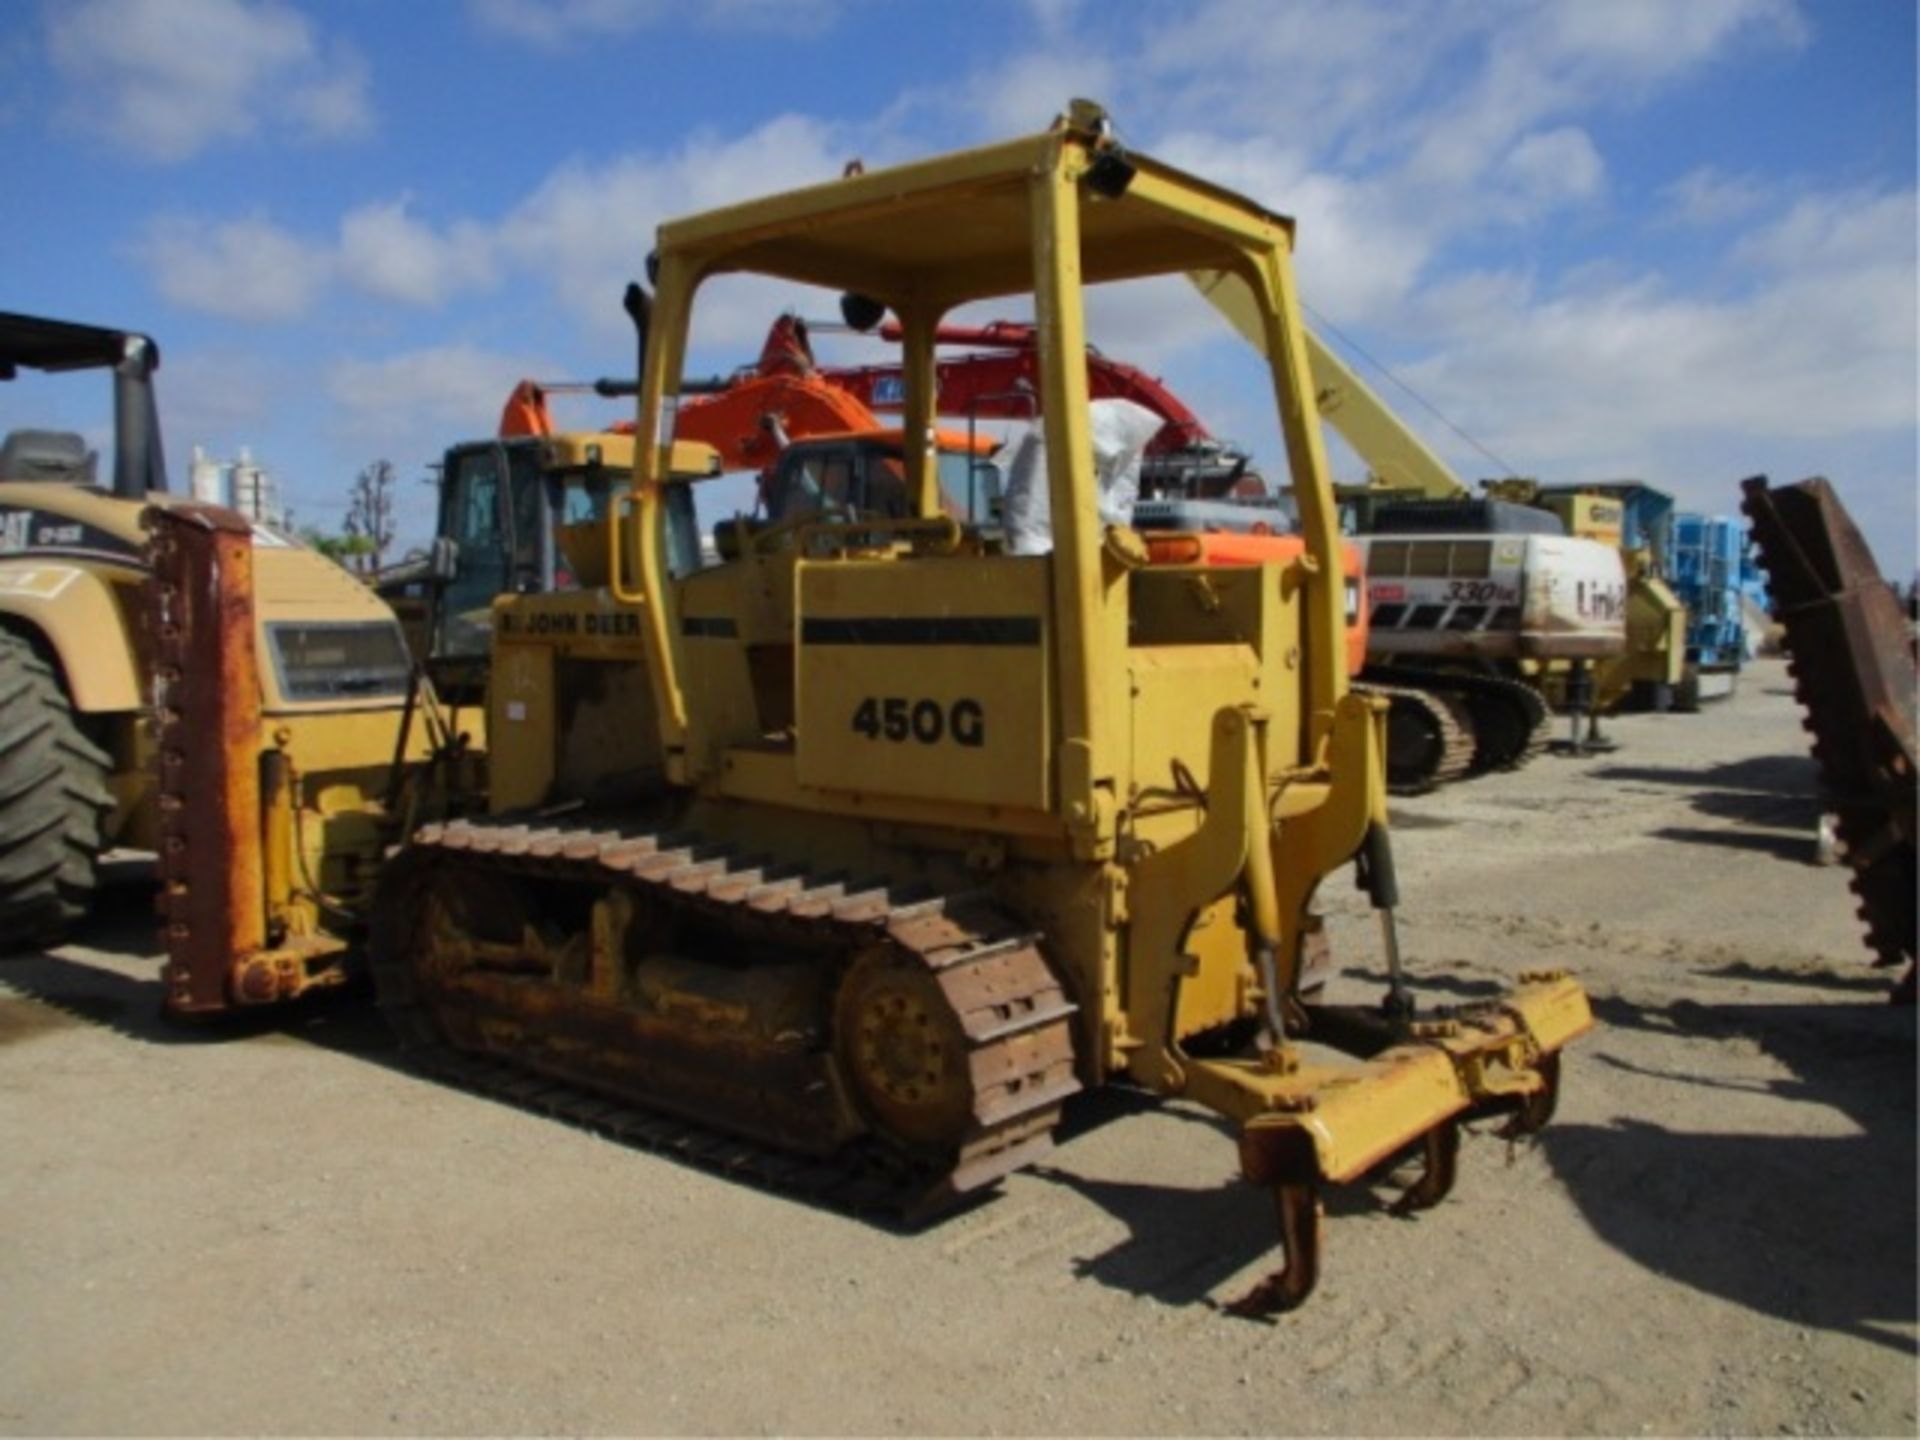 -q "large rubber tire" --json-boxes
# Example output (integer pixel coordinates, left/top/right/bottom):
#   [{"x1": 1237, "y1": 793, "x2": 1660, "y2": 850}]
[{"x1": 0, "y1": 632, "x2": 112, "y2": 950}]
